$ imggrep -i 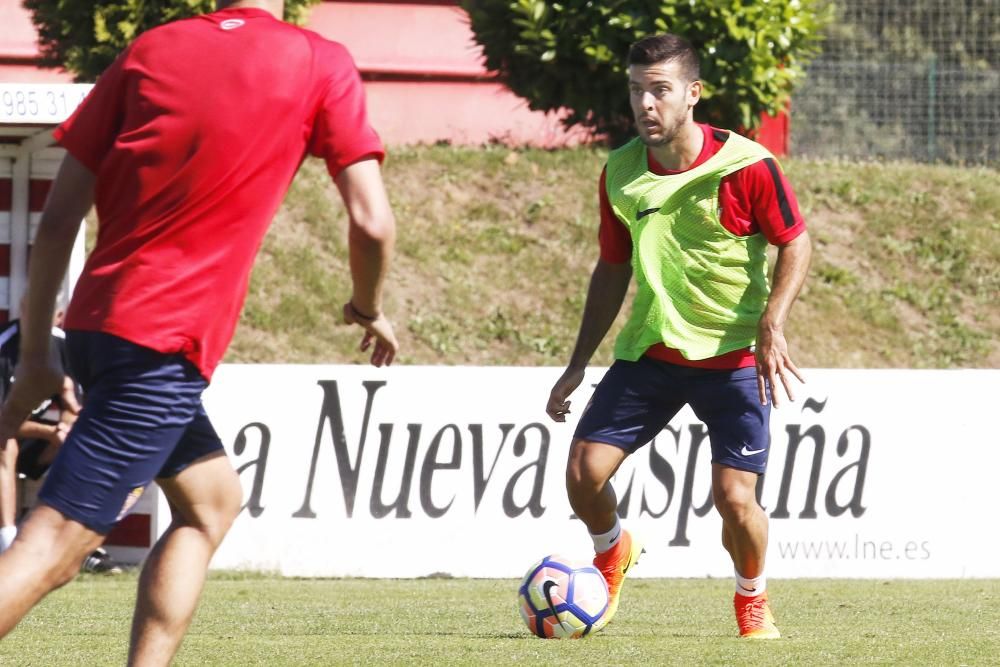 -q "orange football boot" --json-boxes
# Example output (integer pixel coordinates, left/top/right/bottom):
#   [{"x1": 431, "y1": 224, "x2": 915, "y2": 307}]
[
  {"x1": 591, "y1": 529, "x2": 644, "y2": 631},
  {"x1": 734, "y1": 591, "x2": 781, "y2": 639}
]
